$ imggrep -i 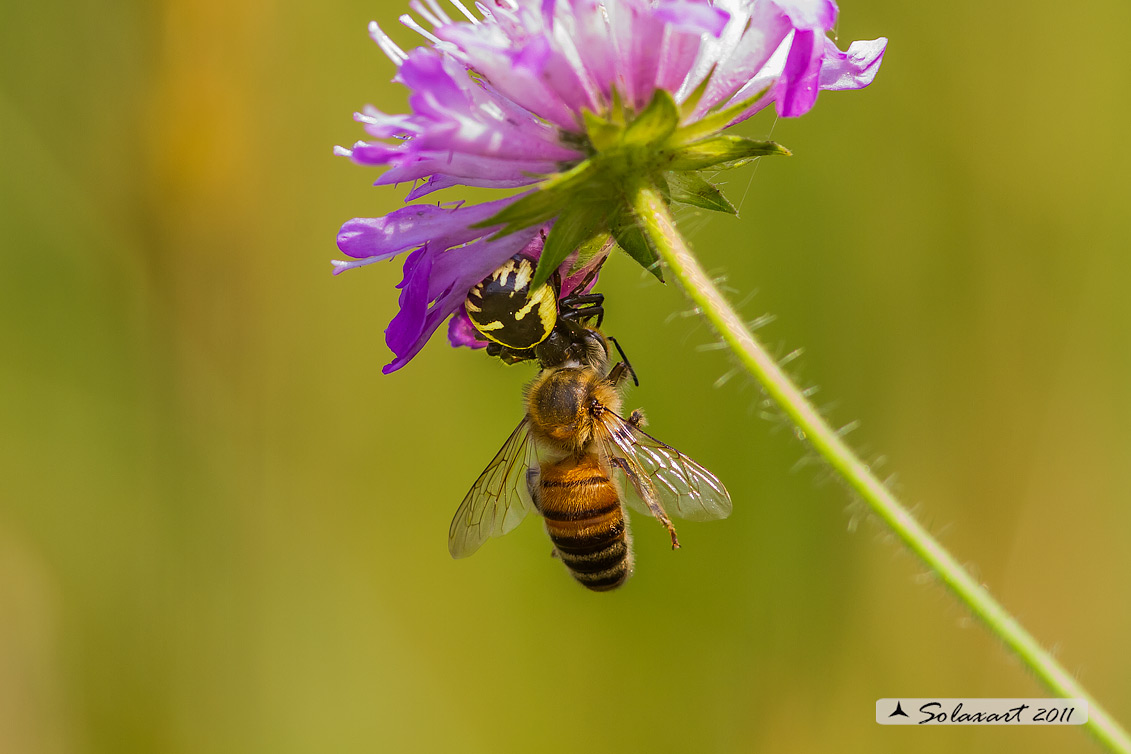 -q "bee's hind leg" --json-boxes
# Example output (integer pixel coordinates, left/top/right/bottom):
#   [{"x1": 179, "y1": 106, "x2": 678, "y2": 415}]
[
  {"x1": 661, "y1": 517, "x2": 681, "y2": 550},
  {"x1": 651, "y1": 506, "x2": 681, "y2": 551}
]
